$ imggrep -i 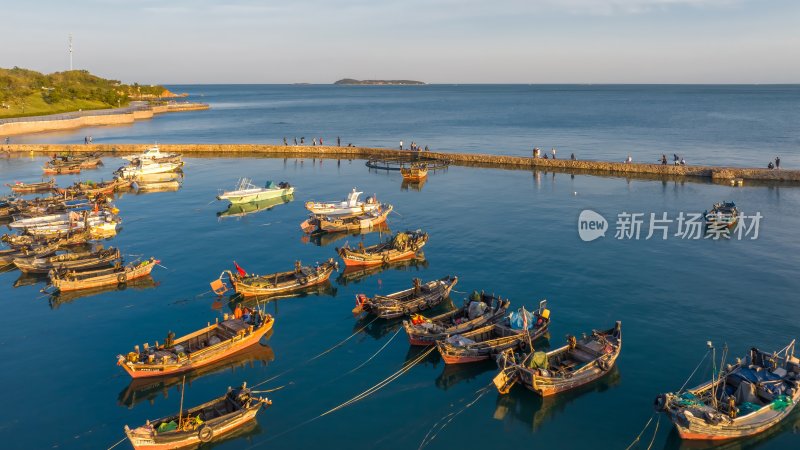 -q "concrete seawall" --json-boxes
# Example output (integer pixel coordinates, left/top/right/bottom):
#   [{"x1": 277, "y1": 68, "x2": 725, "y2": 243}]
[
  {"x1": 3, "y1": 143, "x2": 798, "y2": 184},
  {"x1": 0, "y1": 103, "x2": 209, "y2": 136}
]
